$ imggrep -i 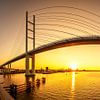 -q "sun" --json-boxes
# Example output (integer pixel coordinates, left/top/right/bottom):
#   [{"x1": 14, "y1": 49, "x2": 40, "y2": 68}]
[{"x1": 70, "y1": 63, "x2": 78, "y2": 70}]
